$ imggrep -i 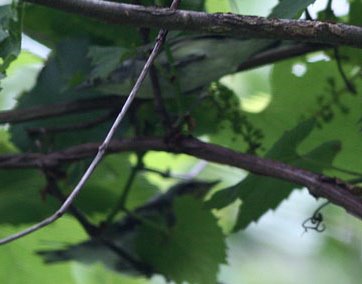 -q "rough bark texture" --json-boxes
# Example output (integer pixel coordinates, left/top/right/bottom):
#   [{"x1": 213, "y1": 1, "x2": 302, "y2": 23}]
[{"x1": 25, "y1": 0, "x2": 362, "y2": 48}]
